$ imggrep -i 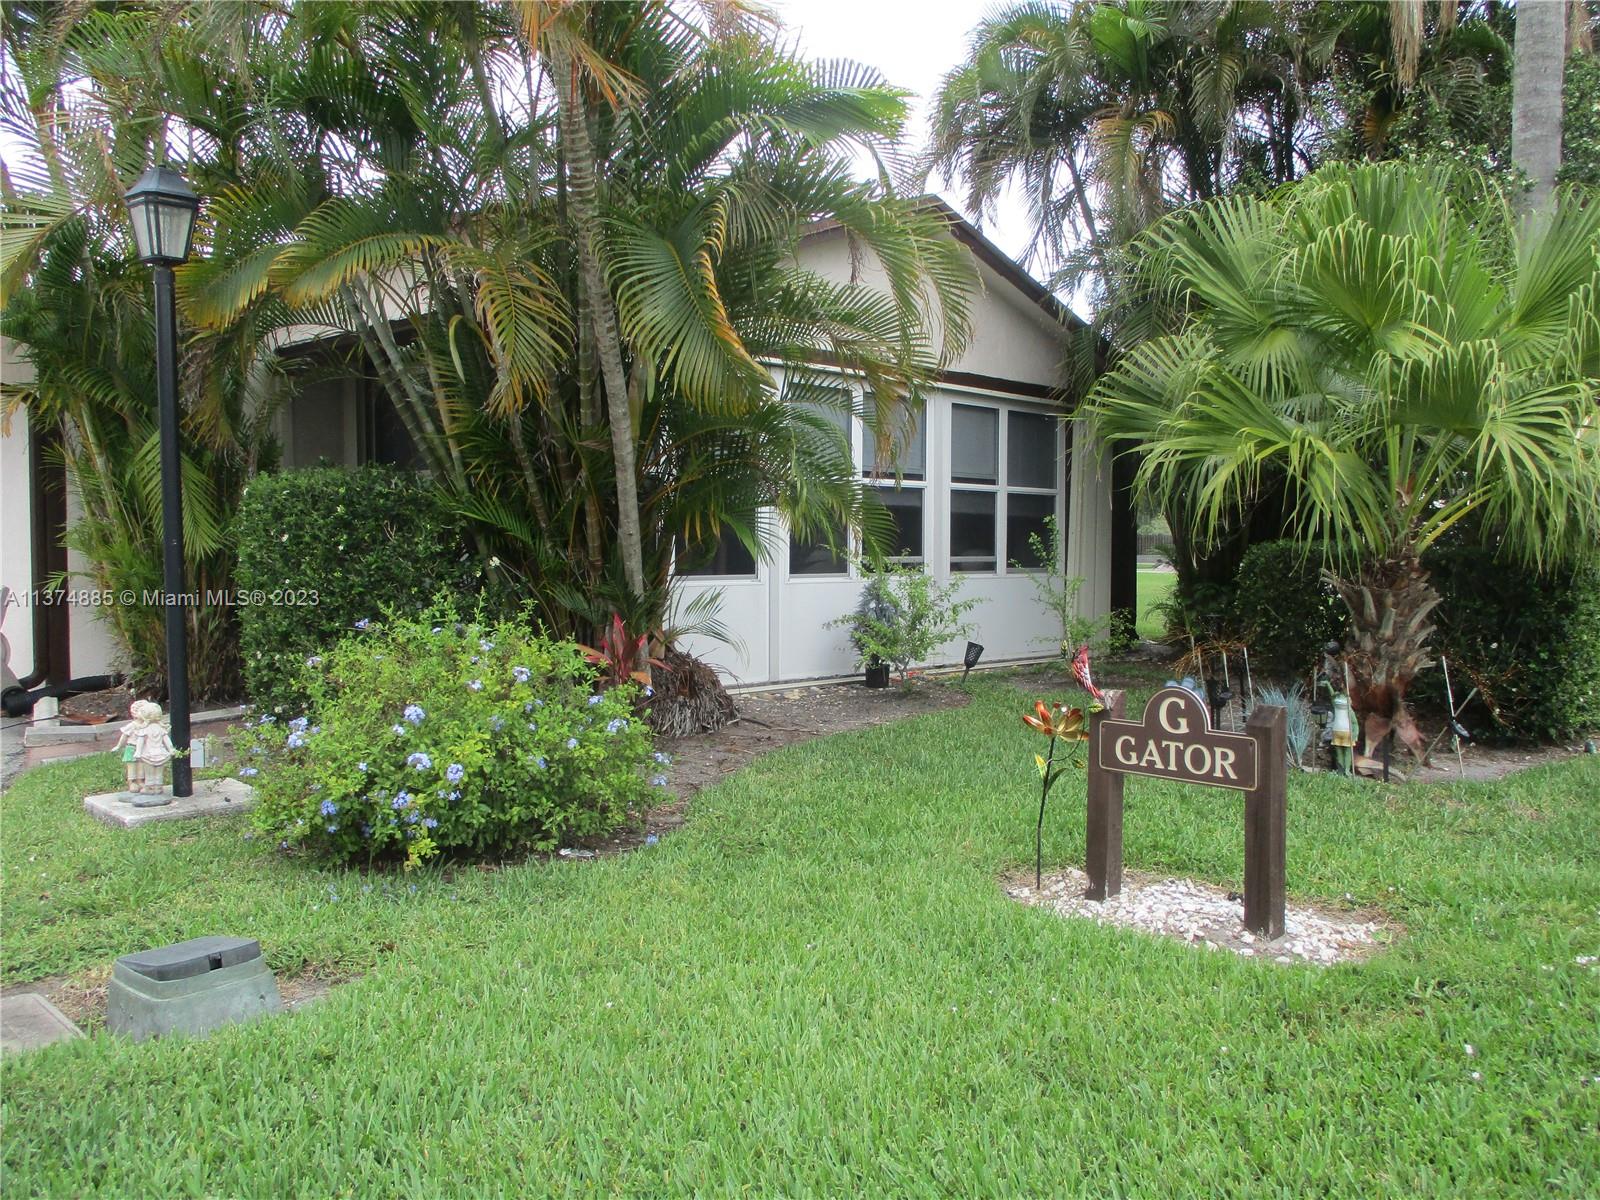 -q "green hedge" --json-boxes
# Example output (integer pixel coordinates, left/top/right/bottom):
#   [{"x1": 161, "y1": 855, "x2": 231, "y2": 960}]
[
  {"x1": 235, "y1": 466, "x2": 478, "y2": 714},
  {"x1": 1424, "y1": 546, "x2": 1600, "y2": 742},
  {"x1": 1230, "y1": 540, "x2": 1347, "y2": 679}
]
